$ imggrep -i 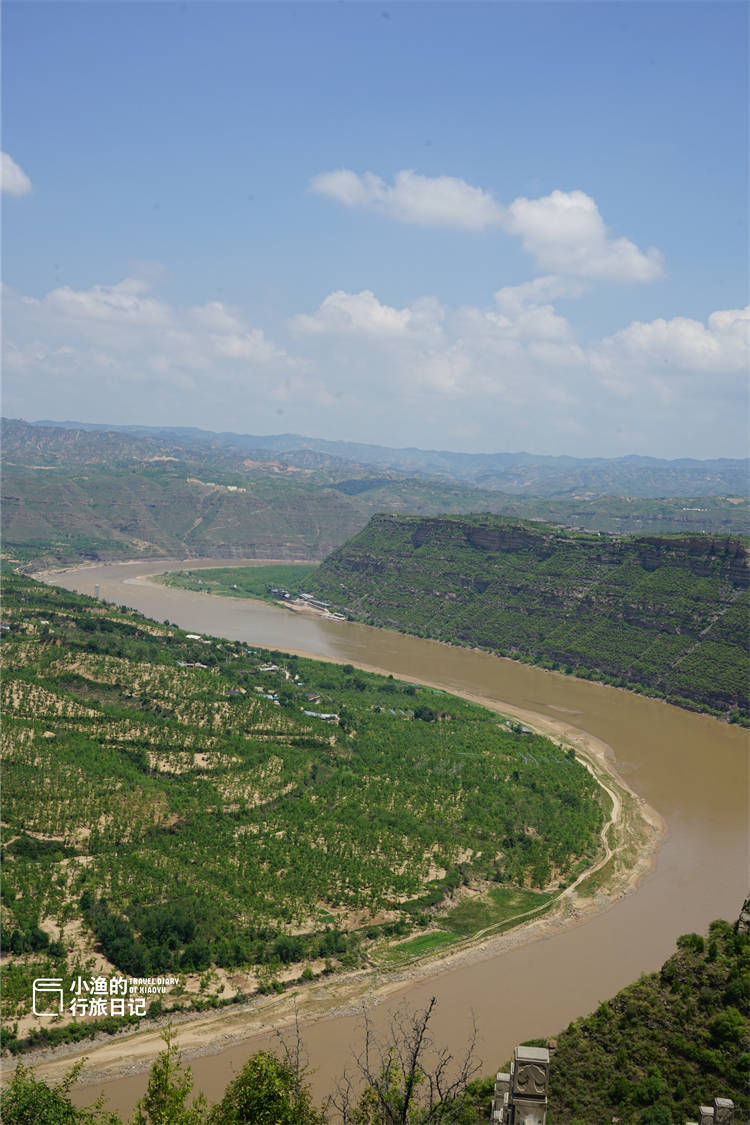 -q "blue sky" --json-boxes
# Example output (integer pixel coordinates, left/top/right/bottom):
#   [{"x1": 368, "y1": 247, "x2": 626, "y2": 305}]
[{"x1": 3, "y1": 1, "x2": 747, "y2": 457}]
